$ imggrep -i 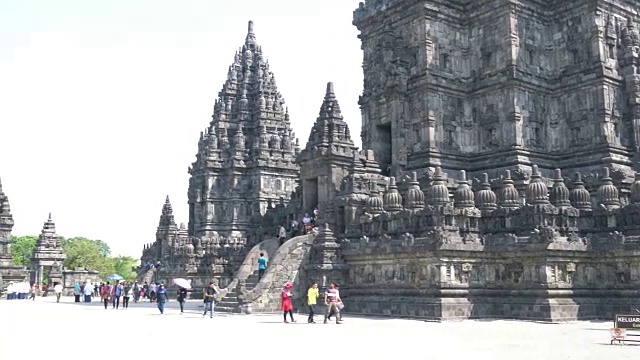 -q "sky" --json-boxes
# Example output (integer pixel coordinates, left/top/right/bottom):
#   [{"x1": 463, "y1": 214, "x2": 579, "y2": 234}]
[{"x1": 0, "y1": 0, "x2": 365, "y2": 258}]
